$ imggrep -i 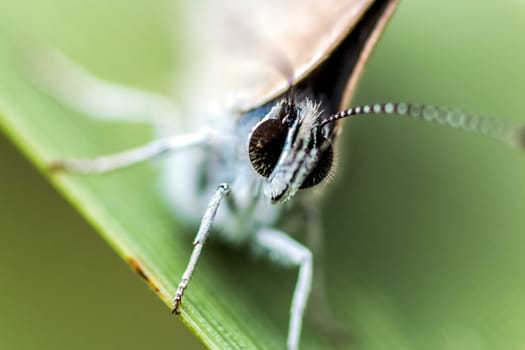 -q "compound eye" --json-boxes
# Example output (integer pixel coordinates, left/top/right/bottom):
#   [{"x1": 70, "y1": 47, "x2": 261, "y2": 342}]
[
  {"x1": 300, "y1": 143, "x2": 334, "y2": 189},
  {"x1": 248, "y1": 119, "x2": 287, "y2": 178}
]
